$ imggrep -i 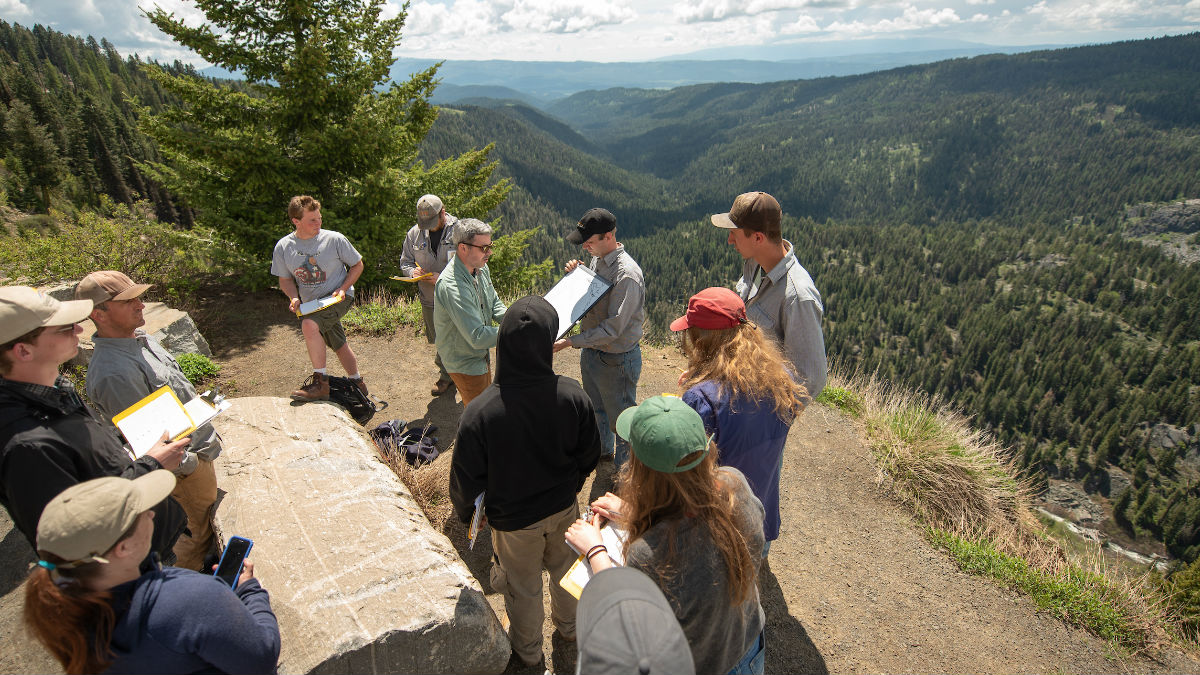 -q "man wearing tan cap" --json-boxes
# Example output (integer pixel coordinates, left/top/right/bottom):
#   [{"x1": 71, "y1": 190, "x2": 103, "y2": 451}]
[
  {"x1": 399, "y1": 194, "x2": 458, "y2": 396},
  {"x1": 711, "y1": 191, "x2": 827, "y2": 400},
  {"x1": 0, "y1": 286, "x2": 189, "y2": 562},
  {"x1": 77, "y1": 270, "x2": 224, "y2": 571}
]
